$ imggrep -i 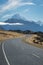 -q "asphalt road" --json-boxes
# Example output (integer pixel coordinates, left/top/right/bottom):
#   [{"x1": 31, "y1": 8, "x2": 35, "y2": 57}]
[
  {"x1": 2, "y1": 38, "x2": 43, "y2": 65},
  {"x1": 0, "y1": 42, "x2": 7, "y2": 65}
]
